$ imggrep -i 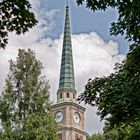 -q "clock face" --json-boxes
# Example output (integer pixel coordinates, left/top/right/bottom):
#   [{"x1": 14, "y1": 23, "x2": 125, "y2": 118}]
[
  {"x1": 73, "y1": 112, "x2": 81, "y2": 124},
  {"x1": 55, "y1": 111, "x2": 63, "y2": 123}
]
